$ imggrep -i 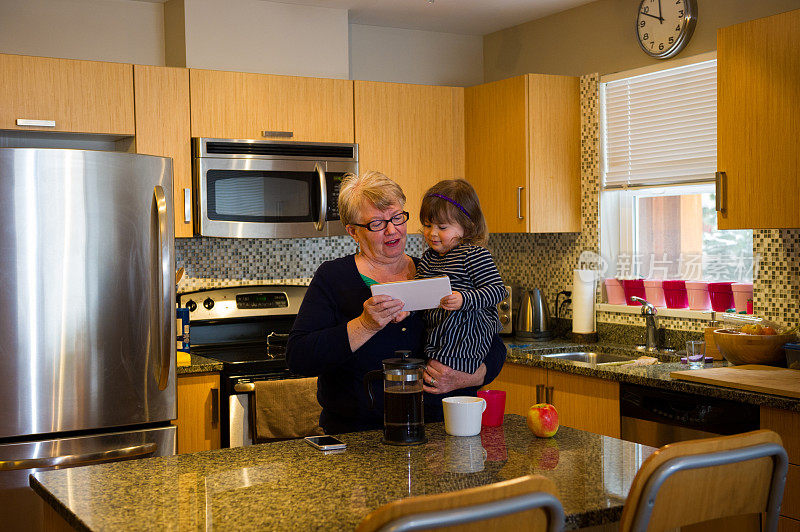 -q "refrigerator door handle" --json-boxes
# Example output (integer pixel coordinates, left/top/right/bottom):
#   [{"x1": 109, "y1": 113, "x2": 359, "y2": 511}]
[
  {"x1": 154, "y1": 186, "x2": 171, "y2": 391},
  {"x1": 0, "y1": 442, "x2": 157, "y2": 471}
]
